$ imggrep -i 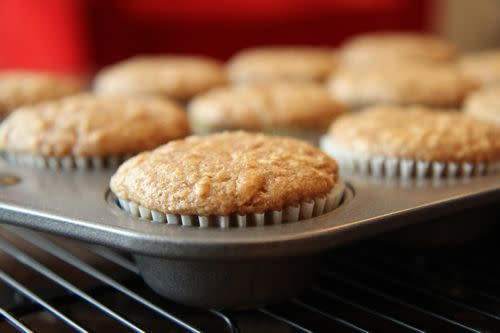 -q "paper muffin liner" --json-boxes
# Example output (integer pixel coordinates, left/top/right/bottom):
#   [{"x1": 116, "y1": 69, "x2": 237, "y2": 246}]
[
  {"x1": 1, "y1": 152, "x2": 133, "y2": 170},
  {"x1": 320, "y1": 136, "x2": 500, "y2": 179},
  {"x1": 114, "y1": 181, "x2": 345, "y2": 228}
]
